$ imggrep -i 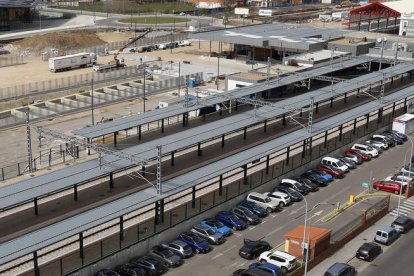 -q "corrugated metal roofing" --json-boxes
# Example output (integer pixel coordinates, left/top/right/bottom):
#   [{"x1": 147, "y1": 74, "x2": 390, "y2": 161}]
[
  {"x1": 0, "y1": 84, "x2": 412, "y2": 265},
  {"x1": 189, "y1": 22, "x2": 348, "y2": 50},
  {"x1": 74, "y1": 58, "x2": 367, "y2": 139},
  {"x1": 1, "y1": 62, "x2": 413, "y2": 212}
]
